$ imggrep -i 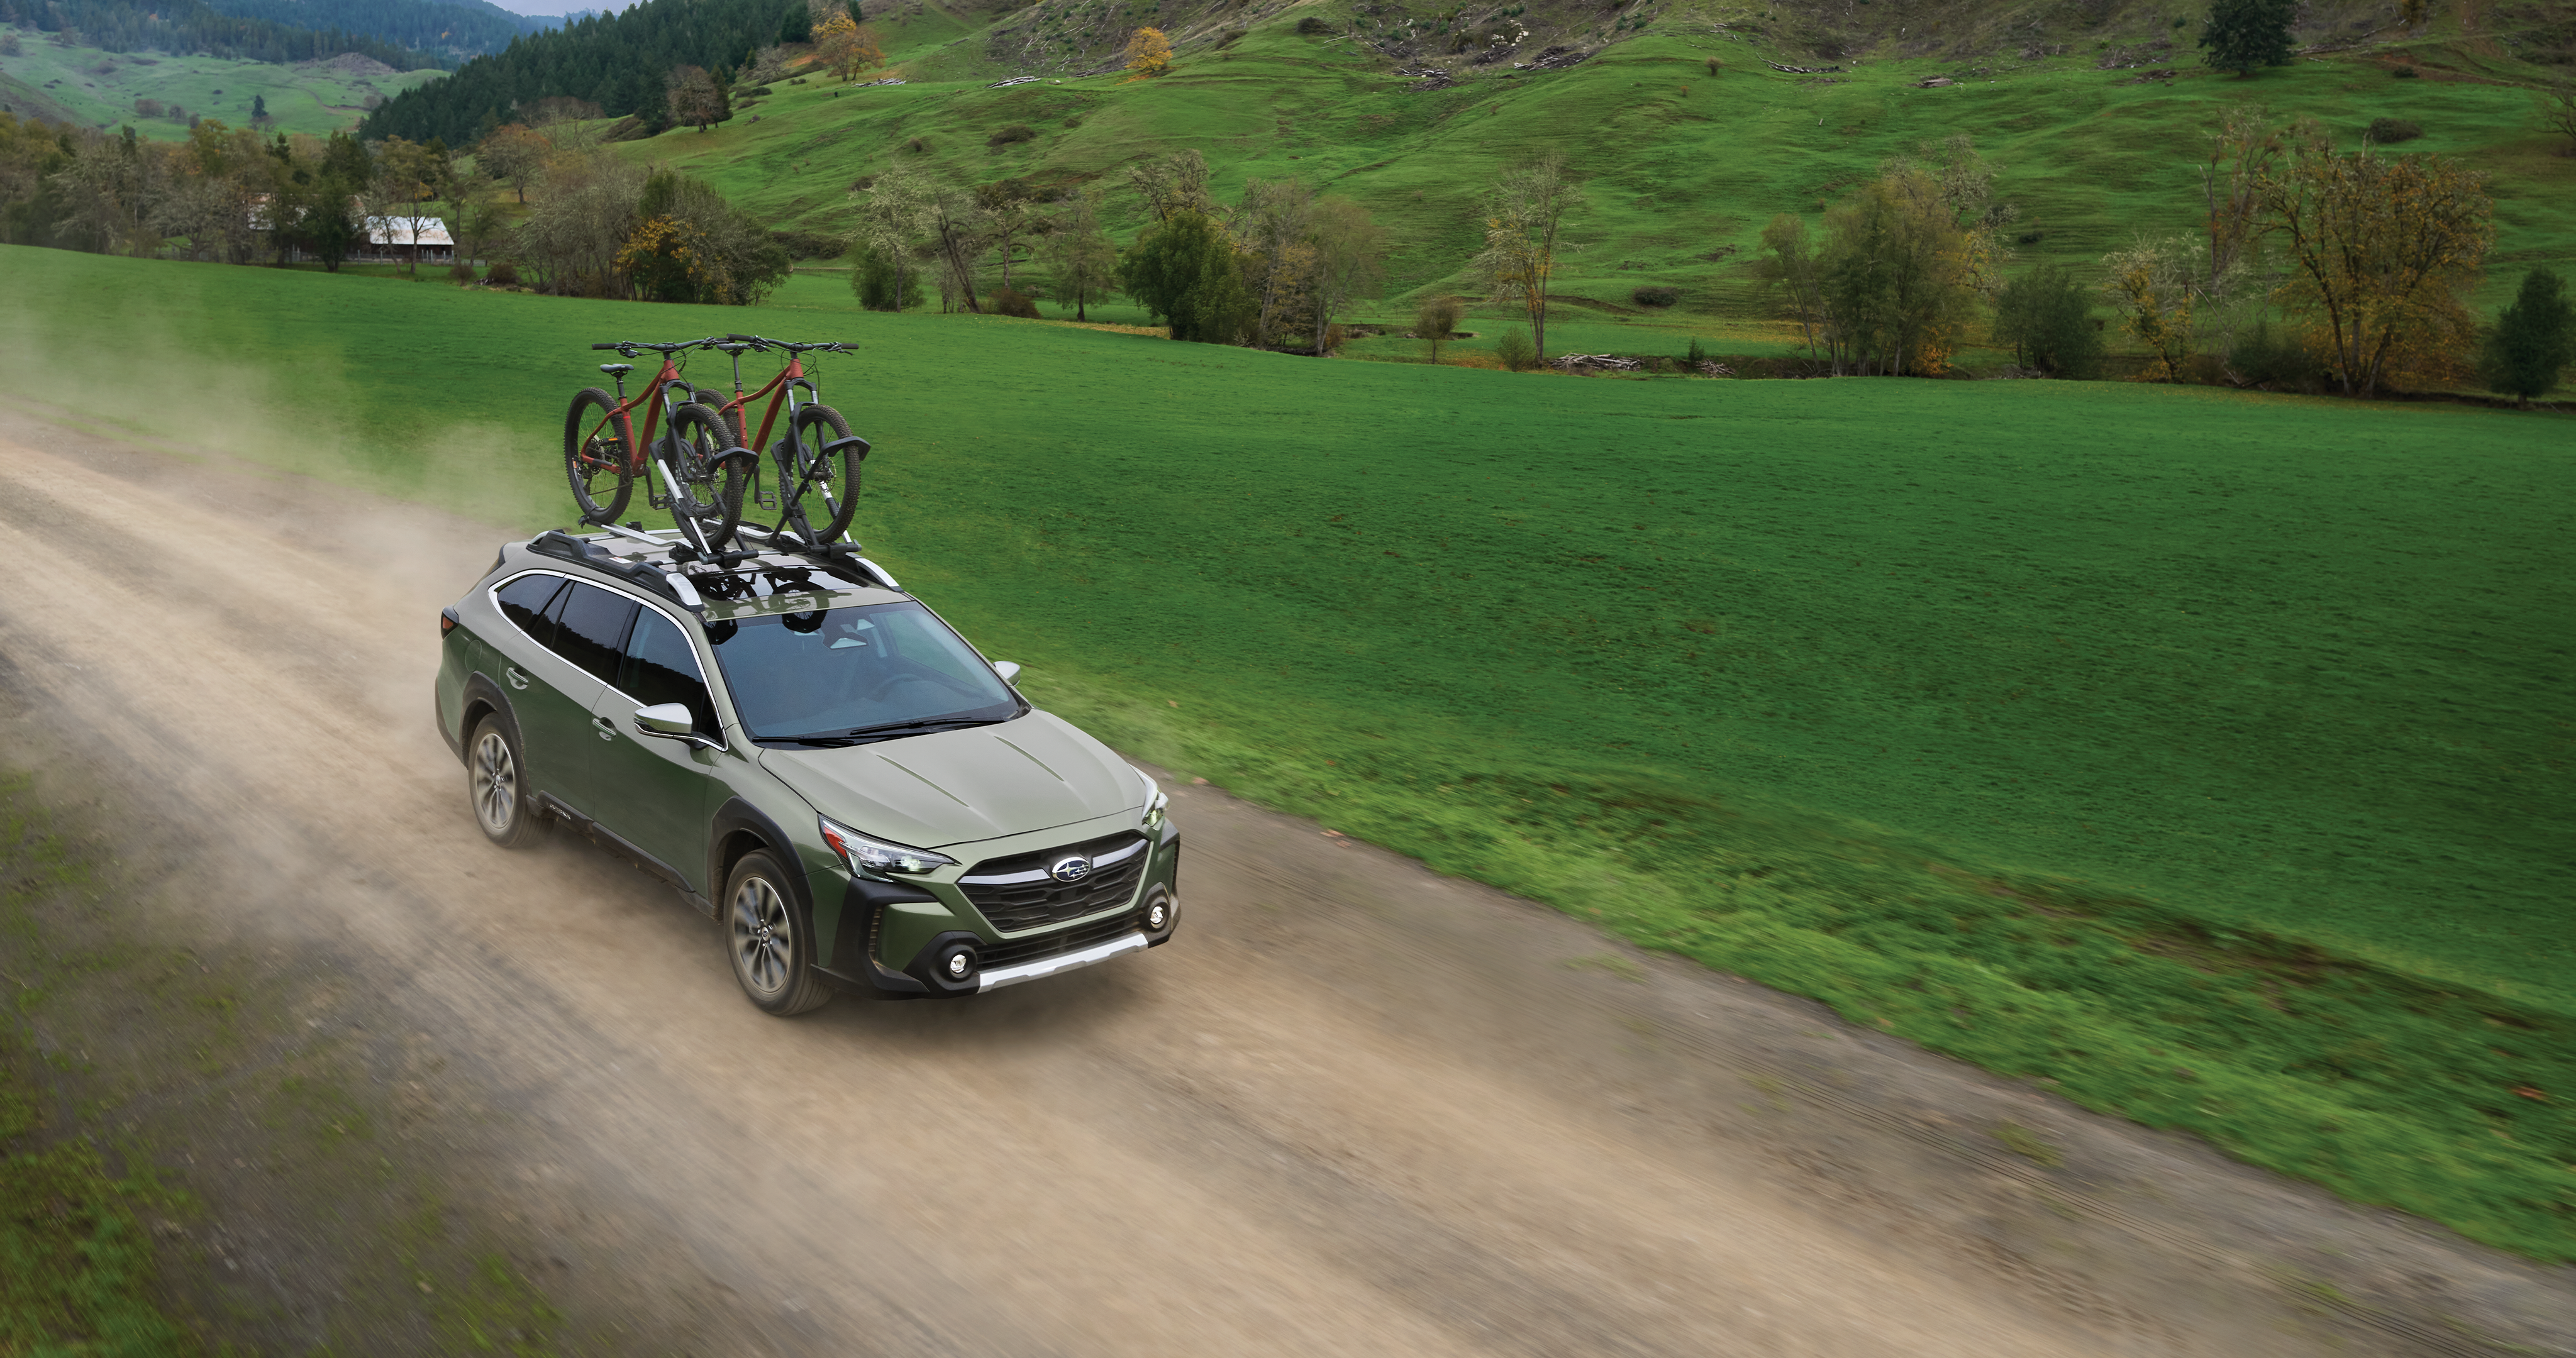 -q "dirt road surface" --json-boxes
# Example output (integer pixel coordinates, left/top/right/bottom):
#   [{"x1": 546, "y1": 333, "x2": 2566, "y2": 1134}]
[{"x1": 0, "y1": 404, "x2": 2568, "y2": 1357}]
